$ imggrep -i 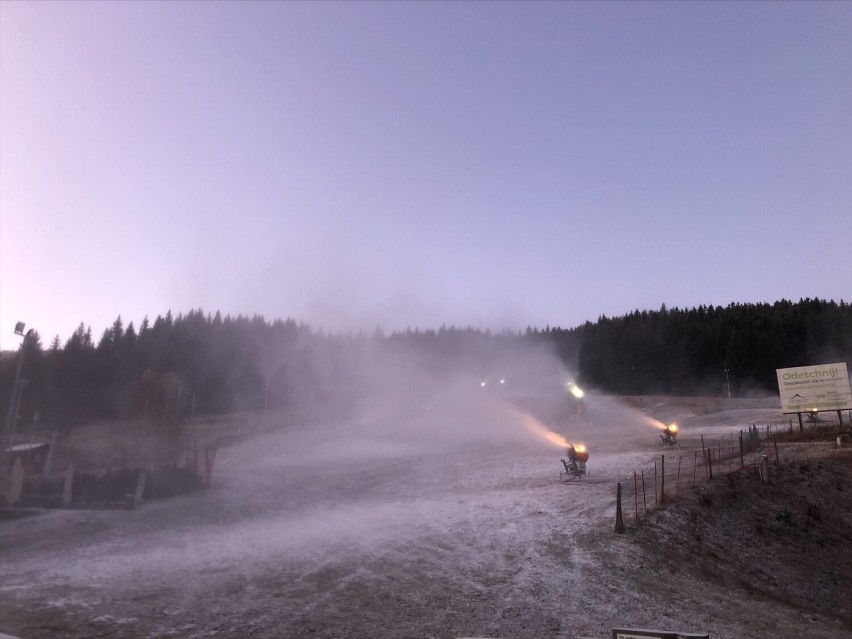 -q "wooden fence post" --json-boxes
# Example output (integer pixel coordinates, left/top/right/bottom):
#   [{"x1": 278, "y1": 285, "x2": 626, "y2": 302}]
[
  {"x1": 676, "y1": 455, "x2": 682, "y2": 495},
  {"x1": 62, "y1": 464, "x2": 74, "y2": 506},
  {"x1": 8, "y1": 458, "x2": 24, "y2": 505},
  {"x1": 654, "y1": 461, "x2": 658, "y2": 507},
  {"x1": 634, "y1": 470, "x2": 639, "y2": 523},
  {"x1": 135, "y1": 472, "x2": 146, "y2": 504},
  {"x1": 204, "y1": 447, "x2": 216, "y2": 488},
  {"x1": 739, "y1": 431, "x2": 744, "y2": 468},
  {"x1": 725, "y1": 439, "x2": 731, "y2": 473},
  {"x1": 692, "y1": 449, "x2": 698, "y2": 487},
  {"x1": 615, "y1": 483, "x2": 625, "y2": 533}
]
